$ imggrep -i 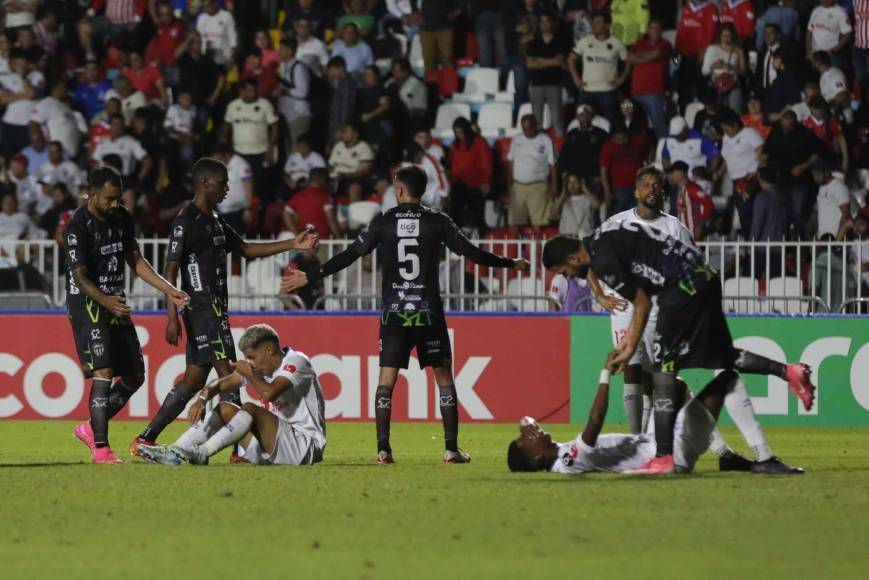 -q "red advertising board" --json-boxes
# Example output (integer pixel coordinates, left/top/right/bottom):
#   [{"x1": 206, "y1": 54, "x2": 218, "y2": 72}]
[{"x1": 0, "y1": 314, "x2": 570, "y2": 423}]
